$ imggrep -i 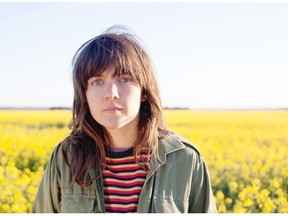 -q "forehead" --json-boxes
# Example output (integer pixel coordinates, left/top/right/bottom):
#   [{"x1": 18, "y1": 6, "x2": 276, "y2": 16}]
[
  {"x1": 93, "y1": 65, "x2": 117, "y2": 77},
  {"x1": 88, "y1": 63, "x2": 133, "y2": 79}
]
